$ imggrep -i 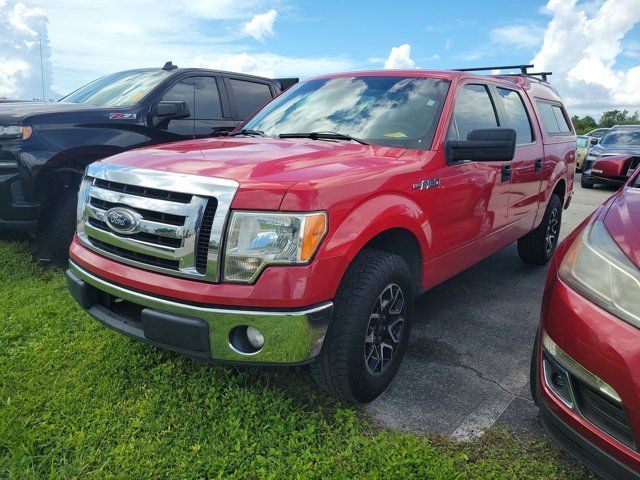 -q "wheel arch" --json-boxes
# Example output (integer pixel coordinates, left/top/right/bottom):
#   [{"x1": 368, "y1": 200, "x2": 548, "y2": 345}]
[{"x1": 322, "y1": 194, "x2": 430, "y2": 296}]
